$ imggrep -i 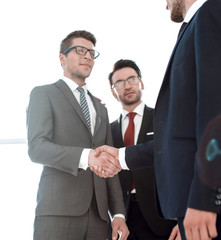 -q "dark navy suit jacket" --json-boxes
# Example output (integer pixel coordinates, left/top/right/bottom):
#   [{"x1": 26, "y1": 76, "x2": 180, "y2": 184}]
[
  {"x1": 197, "y1": 114, "x2": 221, "y2": 190},
  {"x1": 125, "y1": 0, "x2": 221, "y2": 219},
  {"x1": 111, "y1": 105, "x2": 176, "y2": 236}
]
